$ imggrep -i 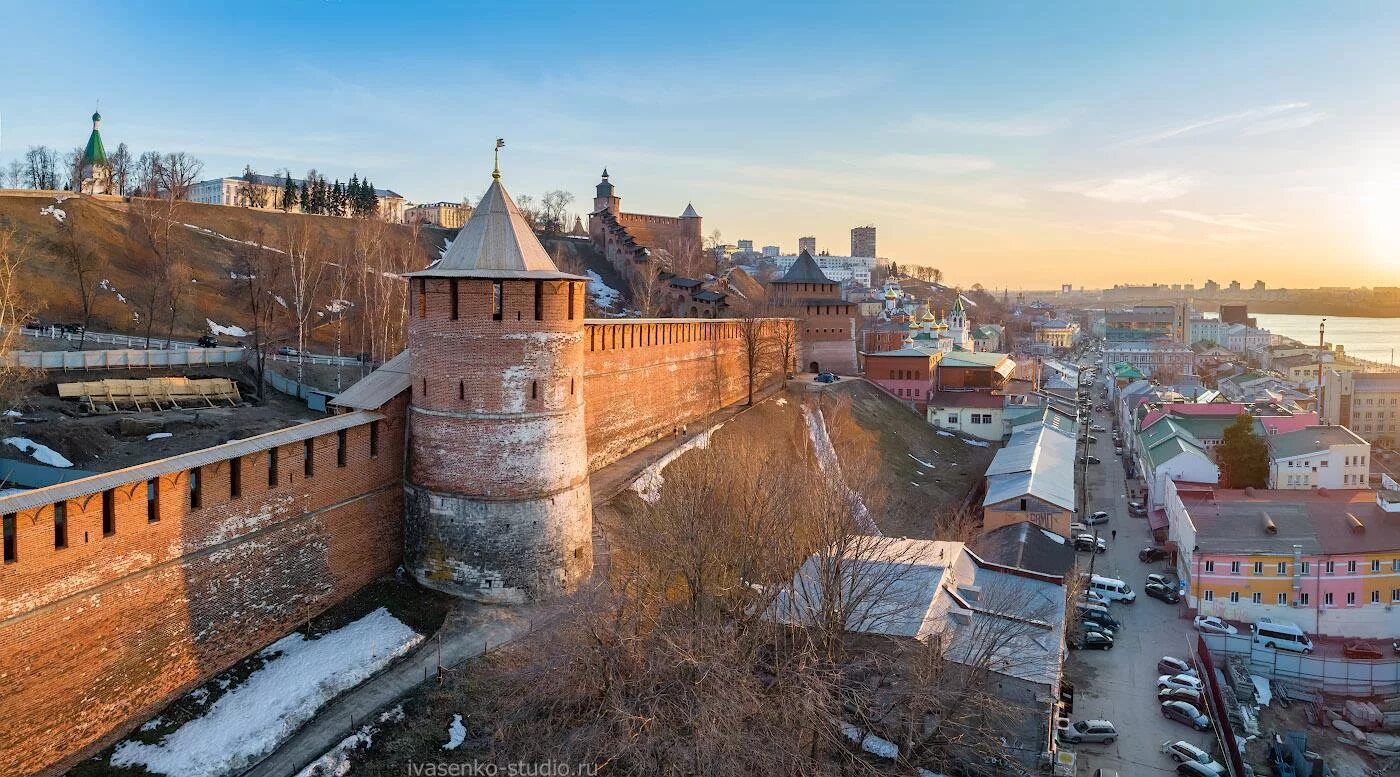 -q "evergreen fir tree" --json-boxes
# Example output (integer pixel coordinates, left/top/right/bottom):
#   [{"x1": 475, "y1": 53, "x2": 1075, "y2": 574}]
[
  {"x1": 282, "y1": 173, "x2": 297, "y2": 211},
  {"x1": 364, "y1": 179, "x2": 379, "y2": 218},
  {"x1": 299, "y1": 180, "x2": 311, "y2": 213}
]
